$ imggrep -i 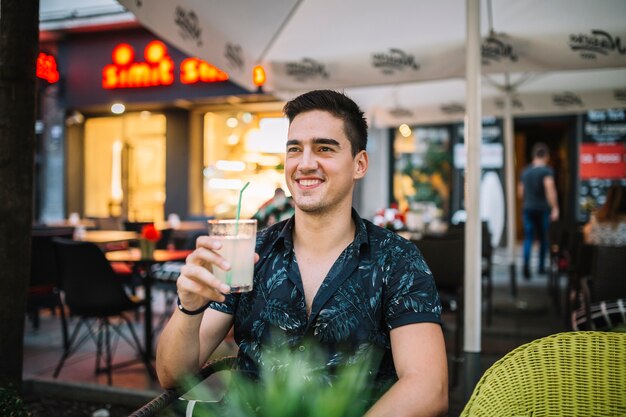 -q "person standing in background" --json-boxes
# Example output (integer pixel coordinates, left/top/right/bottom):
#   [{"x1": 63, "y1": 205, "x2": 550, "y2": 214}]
[{"x1": 518, "y1": 142, "x2": 559, "y2": 279}]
